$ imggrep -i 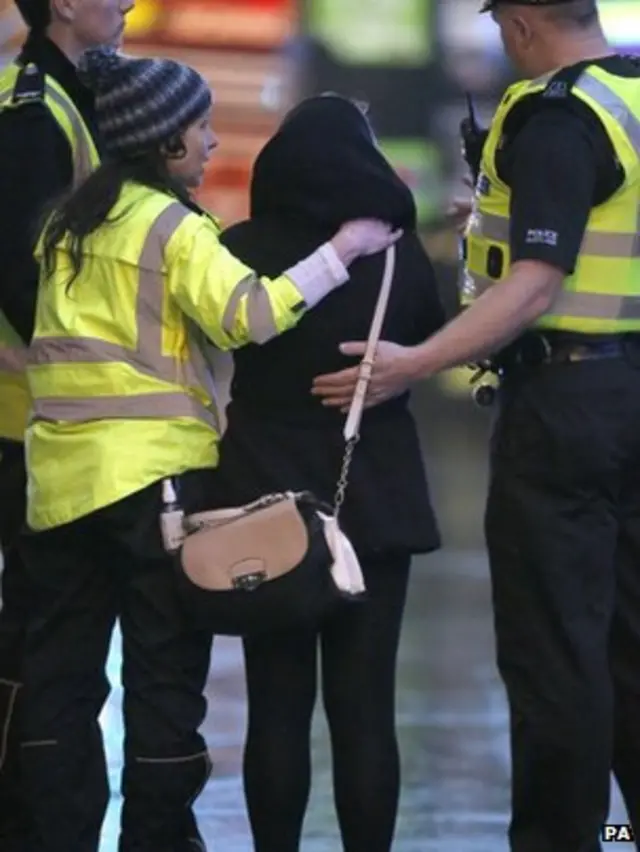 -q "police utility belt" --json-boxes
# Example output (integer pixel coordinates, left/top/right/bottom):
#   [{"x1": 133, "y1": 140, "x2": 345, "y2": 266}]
[
  {"x1": 471, "y1": 330, "x2": 640, "y2": 407},
  {"x1": 160, "y1": 246, "x2": 397, "y2": 637}
]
